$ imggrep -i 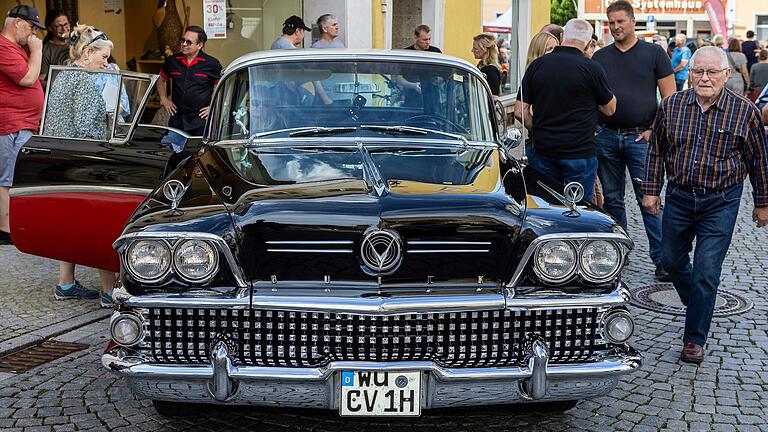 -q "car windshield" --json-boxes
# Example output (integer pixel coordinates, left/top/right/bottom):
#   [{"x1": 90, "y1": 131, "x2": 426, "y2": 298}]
[{"x1": 213, "y1": 59, "x2": 494, "y2": 143}]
